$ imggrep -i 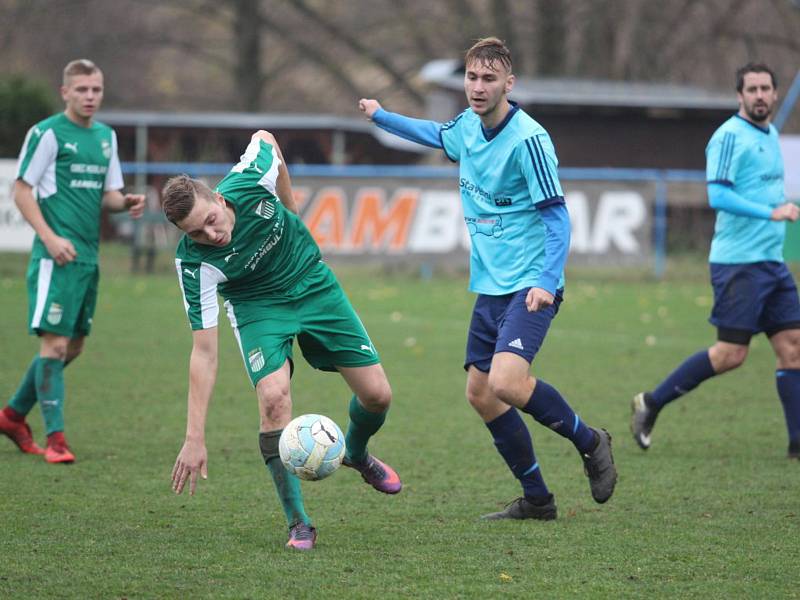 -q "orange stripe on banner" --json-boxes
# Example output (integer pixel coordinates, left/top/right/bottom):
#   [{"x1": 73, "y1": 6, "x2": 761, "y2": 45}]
[
  {"x1": 305, "y1": 188, "x2": 346, "y2": 248},
  {"x1": 350, "y1": 188, "x2": 418, "y2": 251}
]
